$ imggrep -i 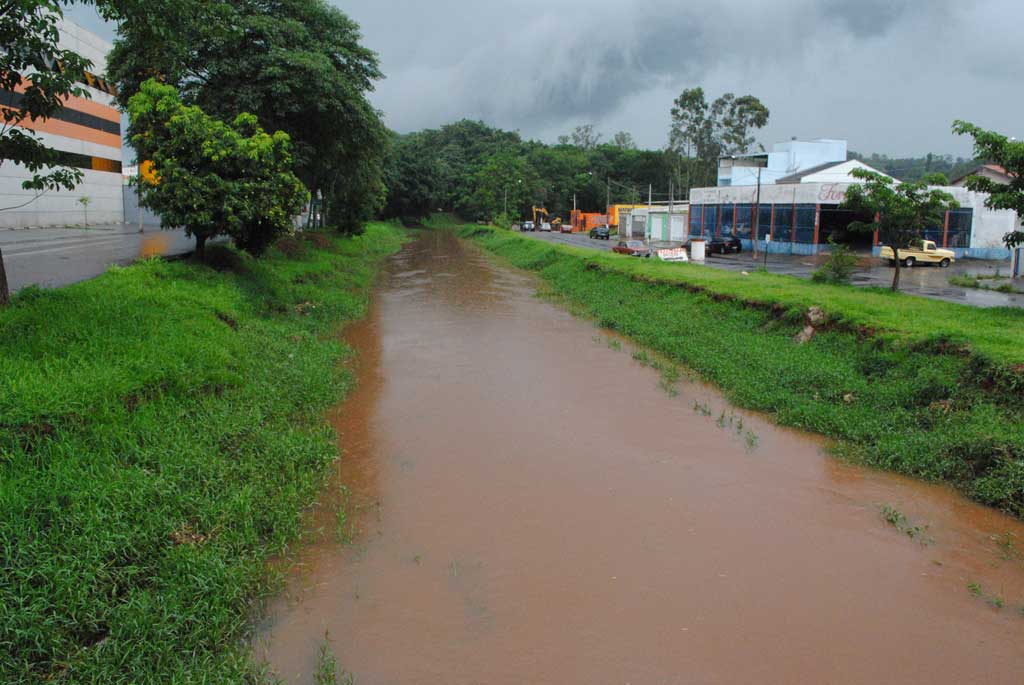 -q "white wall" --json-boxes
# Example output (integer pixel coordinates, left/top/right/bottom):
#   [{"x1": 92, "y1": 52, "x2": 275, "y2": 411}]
[{"x1": 0, "y1": 165, "x2": 123, "y2": 228}]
